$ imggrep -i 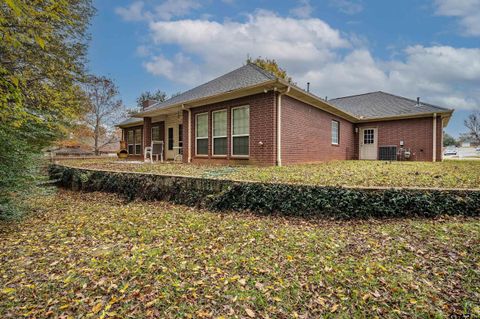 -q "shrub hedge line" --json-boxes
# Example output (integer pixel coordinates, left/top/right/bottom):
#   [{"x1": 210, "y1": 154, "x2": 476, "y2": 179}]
[{"x1": 49, "y1": 164, "x2": 480, "y2": 219}]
